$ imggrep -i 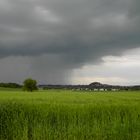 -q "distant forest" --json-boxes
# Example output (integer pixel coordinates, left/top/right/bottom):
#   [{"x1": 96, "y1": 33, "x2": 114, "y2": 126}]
[
  {"x1": 0, "y1": 83, "x2": 22, "y2": 88},
  {"x1": 0, "y1": 82, "x2": 140, "y2": 91}
]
